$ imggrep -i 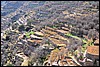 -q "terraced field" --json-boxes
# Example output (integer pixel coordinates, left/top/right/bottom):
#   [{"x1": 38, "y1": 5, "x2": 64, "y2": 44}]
[{"x1": 1, "y1": 1, "x2": 99, "y2": 66}]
